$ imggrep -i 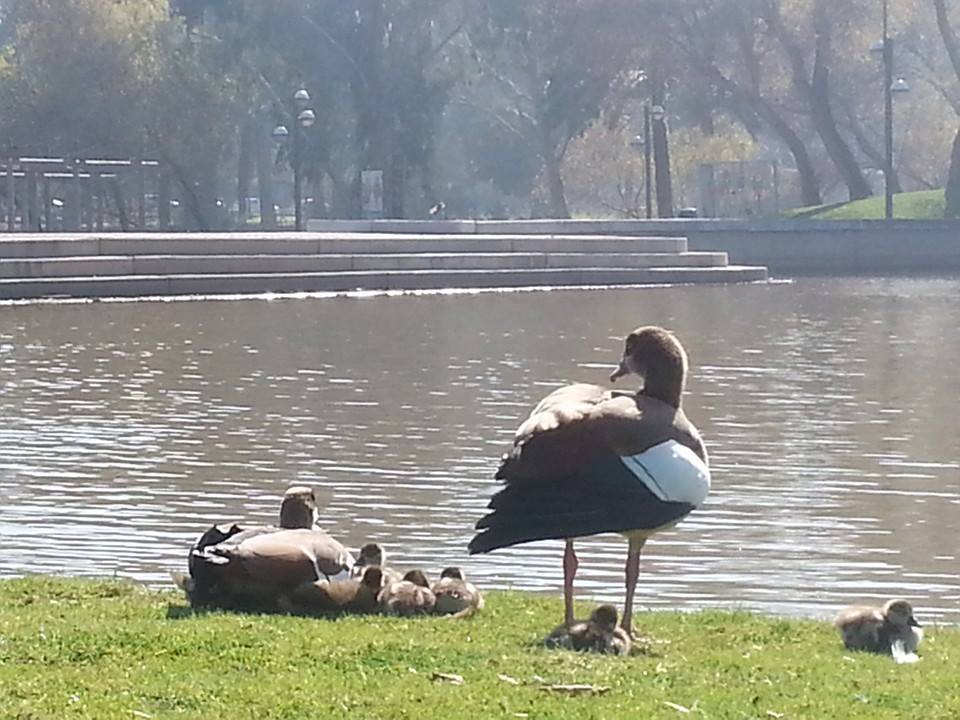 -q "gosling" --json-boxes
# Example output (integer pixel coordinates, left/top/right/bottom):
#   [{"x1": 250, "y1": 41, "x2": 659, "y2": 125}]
[
  {"x1": 835, "y1": 598, "x2": 923, "y2": 664},
  {"x1": 544, "y1": 604, "x2": 632, "y2": 656},
  {"x1": 431, "y1": 567, "x2": 484, "y2": 618},
  {"x1": 378, "y1": 569, "x2": 436, "y2": 616},
  {"x1": 280, "y1": 566, "x2": 384, "y2": 615},
  {"x1": 351, "y1": 542, "x2": 402, "y2": 584}
]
